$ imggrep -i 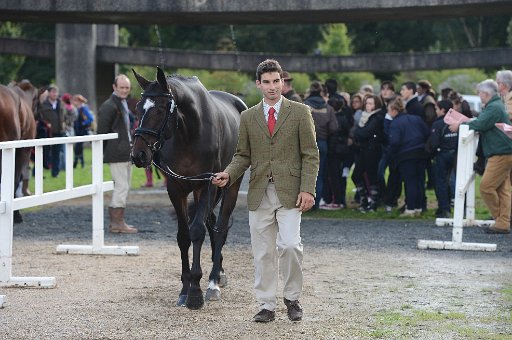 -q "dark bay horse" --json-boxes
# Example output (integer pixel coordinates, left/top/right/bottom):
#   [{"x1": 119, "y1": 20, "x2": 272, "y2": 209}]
[
  {"x1": 130, "y1": 67, "x2": 247, "y2": 309},
  {"x1": 0, "y1": 82, "x2": 37, "y2": 223}
]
